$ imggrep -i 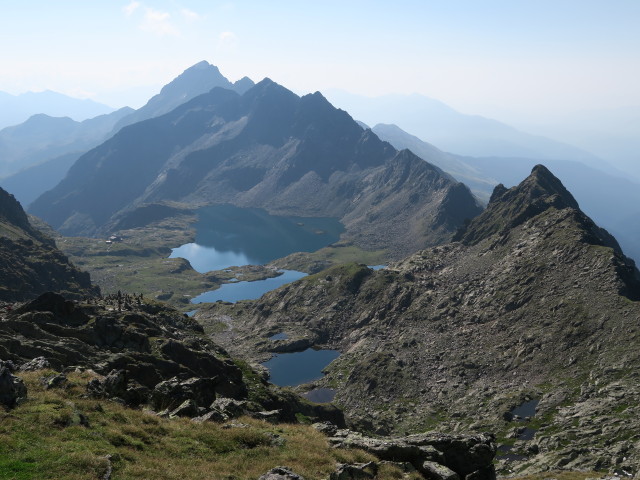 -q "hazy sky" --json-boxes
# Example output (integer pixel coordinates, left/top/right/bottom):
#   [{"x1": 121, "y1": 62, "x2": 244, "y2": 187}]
[{"x1": 1, "y1": 0, "x2": 639, "y2": 120}]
